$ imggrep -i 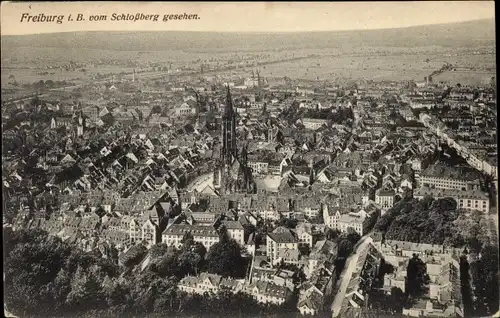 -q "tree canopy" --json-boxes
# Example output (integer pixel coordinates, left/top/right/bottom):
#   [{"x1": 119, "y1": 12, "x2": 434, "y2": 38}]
[
  {"x1": 4, "y1": 228, "x2": 292, "y2": 317},
  {"x1": 373, "y1": 196, "x2": 474, "y2": 247},
  {"x1": 206, "y1": 233, "x2": 247, "y2": 278},
  {"x1": 4, "y1": 228, "x2": 118, "y2": 316},
  {"x1": 337, "y1": 231, "x2": 361, "y2": 259}
]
